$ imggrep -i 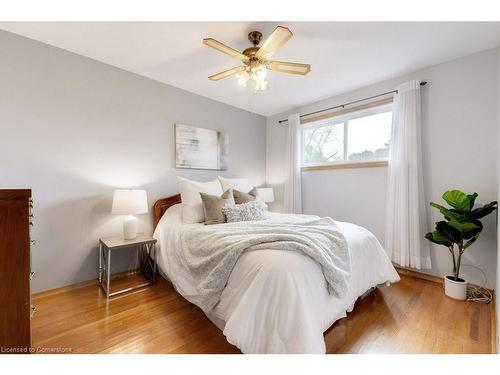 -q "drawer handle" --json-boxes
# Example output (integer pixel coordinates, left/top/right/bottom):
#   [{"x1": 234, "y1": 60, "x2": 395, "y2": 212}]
[
  {"x1": 30, "y1": 271, "x2": 35, "y2": 280},
  {"x1": 31, "y1": 305, "x2": 37, "y2": 319}
]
